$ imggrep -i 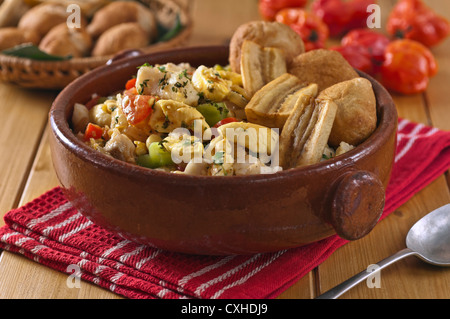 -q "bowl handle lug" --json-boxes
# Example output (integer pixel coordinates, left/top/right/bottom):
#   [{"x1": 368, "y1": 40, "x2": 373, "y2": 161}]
[{"x1": 327, "y1": 170, "x2": 385, "y2": 241}]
